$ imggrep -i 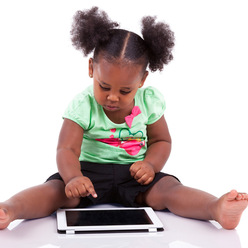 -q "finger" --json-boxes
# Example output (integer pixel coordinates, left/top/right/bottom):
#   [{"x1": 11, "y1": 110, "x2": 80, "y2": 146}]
[
  {"x1": 131, "y1": 167, "x2": 142, "y2": 178},
  {"x1": 74, "y1": 181, "x2": 94, "y2": 198},
  {"x1": 65, "y1": 184, "x2": 72, "y2": 198},
  {"x1": 77, "y1": 184, "x2": 88, "y2": 197},
  {"x1": 70, "y1": 187, "x2": 81, "y2": 198},
  {"x1": 85, "y1": 184, "x2": 97, "y2": 198},
  {"x1": 142, "y1": 176, "x2": 153, "y2": 185},
  {"x1": 136, "y1": 173, "x2": 149, "y2": 185},
  {"x1": 133, "y1": 169, "x2": 145, "y2": 181},
  {"x1": 69, "y1": 183, "x2": 85, "y2": 198},
  {"x1": 80, "y1": 178, "x2": 97, "y2": 198},
  {"x1": 137, "y1": 174, "x2": 154, "y2": 185},
  {"x1": 65, "y1": 188, "x2": 73, "y2": 199},
  {"x1": 130, "y1": 164, "x2": 141, "y2": 177}
]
